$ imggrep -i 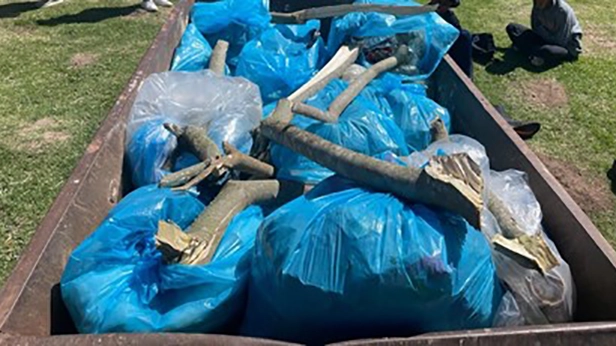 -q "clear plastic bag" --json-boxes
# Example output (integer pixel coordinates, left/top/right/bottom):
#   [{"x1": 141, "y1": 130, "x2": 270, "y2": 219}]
[
  {"x1": 487, "y1": 170, "x2": 575, "y2": 325},
  {"x1": 406, "y1": 135, "x2": 575, "y2": 326},
  {"x1": 126, "y1": 70, "x2": 262, "y2": 187}
]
